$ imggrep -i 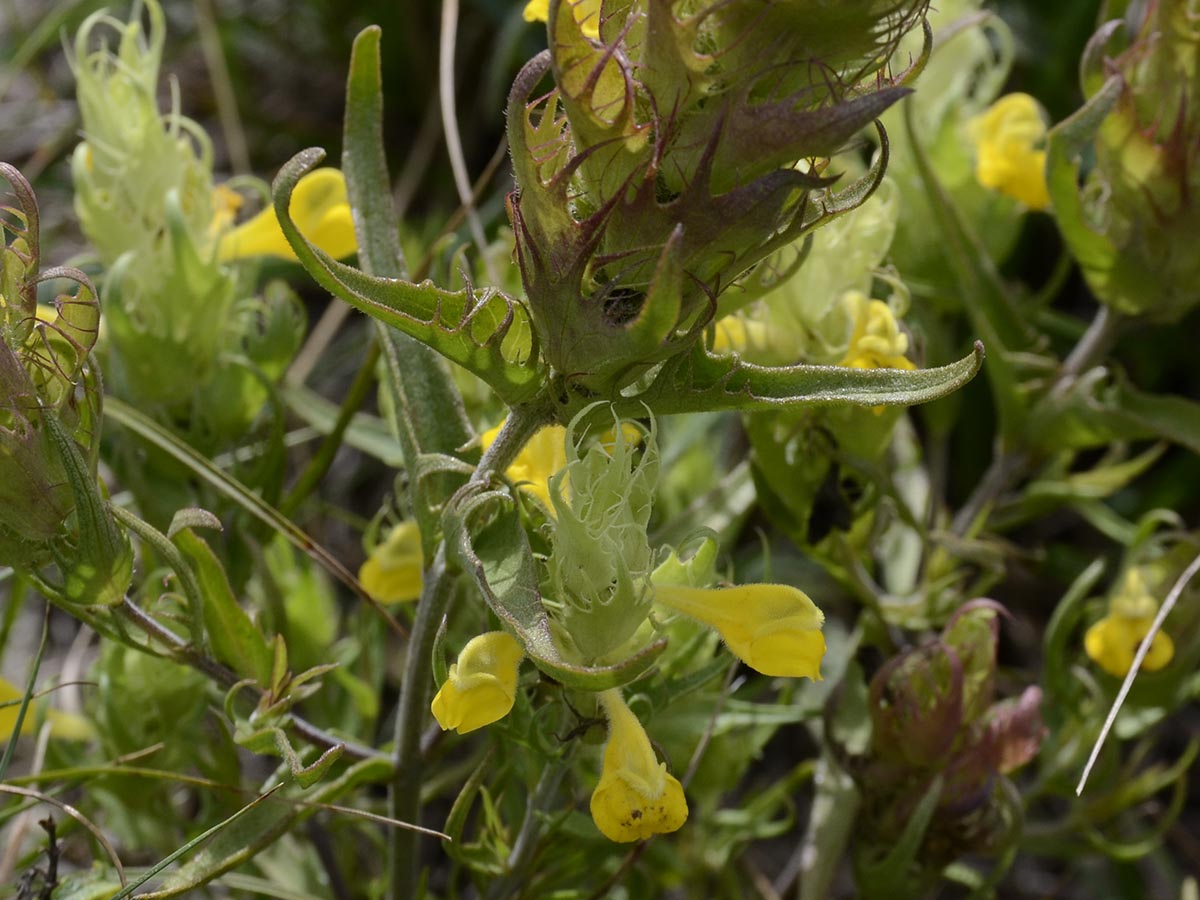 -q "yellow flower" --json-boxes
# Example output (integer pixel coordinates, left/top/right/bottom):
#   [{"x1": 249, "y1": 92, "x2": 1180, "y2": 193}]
[
  {"x1": 358, "y1": 521, "x2": 424, "y2": 604},
  {"x1": 654, "y1": 582, "x2": 826, "y2": 679},
  {"x1": 431, "y1": 632, "x2": 524, "y2": 734},
  {"x1": 522, "y1": 0, "x2": 601, "y2": 40},
  {"x1": 481, "y1": 420, "x2": 569, "y2": 510},
  {"x1": 209, "y1": 183, "x2": 244, "y2": 240},
  {"x1": 838, "y1": 291, "x2": 915, "y2": 371},
  {"x1": 968, "y1": 93, "x2": 1052, "y2": 211},
  {"x1": 217, "y1": 168, "x2": 357, "y2": 262},
  {"x1": 710, "y1": 314, "x2": 770, "y2": 355},
  {"x1": 1084, "y1": 569, "x2": 1175, "y2": 678},
  {"x1": 1, "y1": 678, "x2": 93, "y2": 744},
  {"x1": 590, "y1": 690, "x2": 688, "y2": 842}
]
